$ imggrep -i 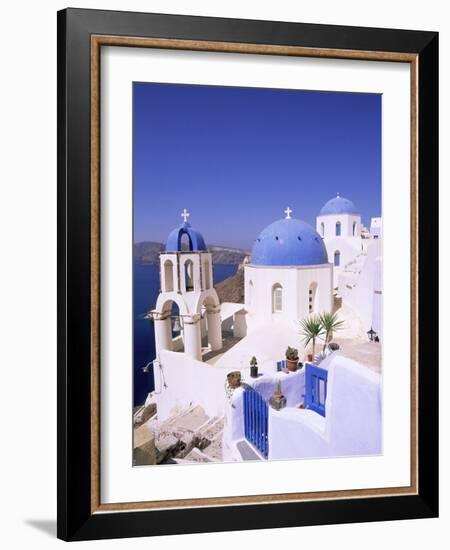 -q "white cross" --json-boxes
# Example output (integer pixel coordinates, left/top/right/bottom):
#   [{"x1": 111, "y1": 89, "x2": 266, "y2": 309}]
[
  {"x1": 181, "y1": 208, "x2": 190, "y2": 223},
  {"x1": 284, "y1": 206, "x2": 292, "y2": 219}
]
